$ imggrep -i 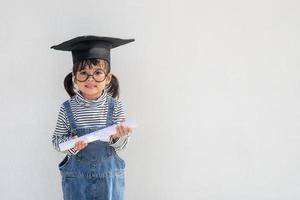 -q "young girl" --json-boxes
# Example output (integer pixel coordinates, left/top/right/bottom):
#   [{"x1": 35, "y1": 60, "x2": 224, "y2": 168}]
[{"x1": 51, "y1": 36, "x2": 134, "y2": 200}]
